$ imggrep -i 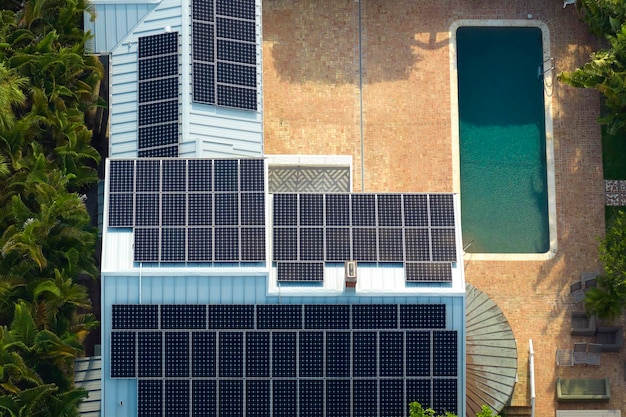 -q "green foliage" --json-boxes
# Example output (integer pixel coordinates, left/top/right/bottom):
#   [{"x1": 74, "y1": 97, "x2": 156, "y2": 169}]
[{"x1": 409, "y1": 402, "x2": 501, "y2": 417}]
